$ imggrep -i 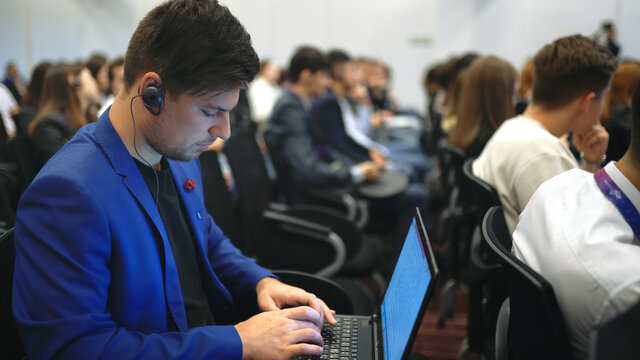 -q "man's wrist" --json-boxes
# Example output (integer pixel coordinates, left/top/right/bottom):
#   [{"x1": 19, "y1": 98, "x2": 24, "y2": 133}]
[{"x1": 579, "y1": 152, "x2": 606, "y2": 171}]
